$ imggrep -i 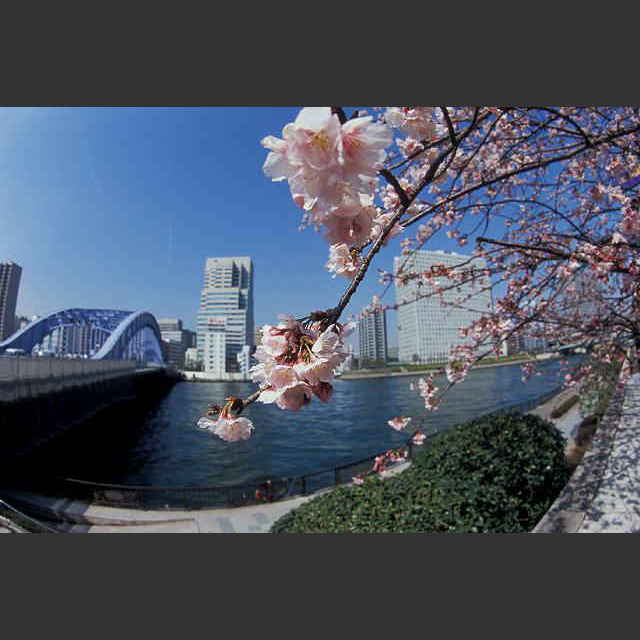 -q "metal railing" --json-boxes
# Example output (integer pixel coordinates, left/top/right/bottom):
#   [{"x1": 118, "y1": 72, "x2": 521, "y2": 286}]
[
  {"x1": 16, "y1": 385, "x2": 564, "y2": 512},
  {"x1": 0, "y1": 499, "x2": 60, "y2": 533}
]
